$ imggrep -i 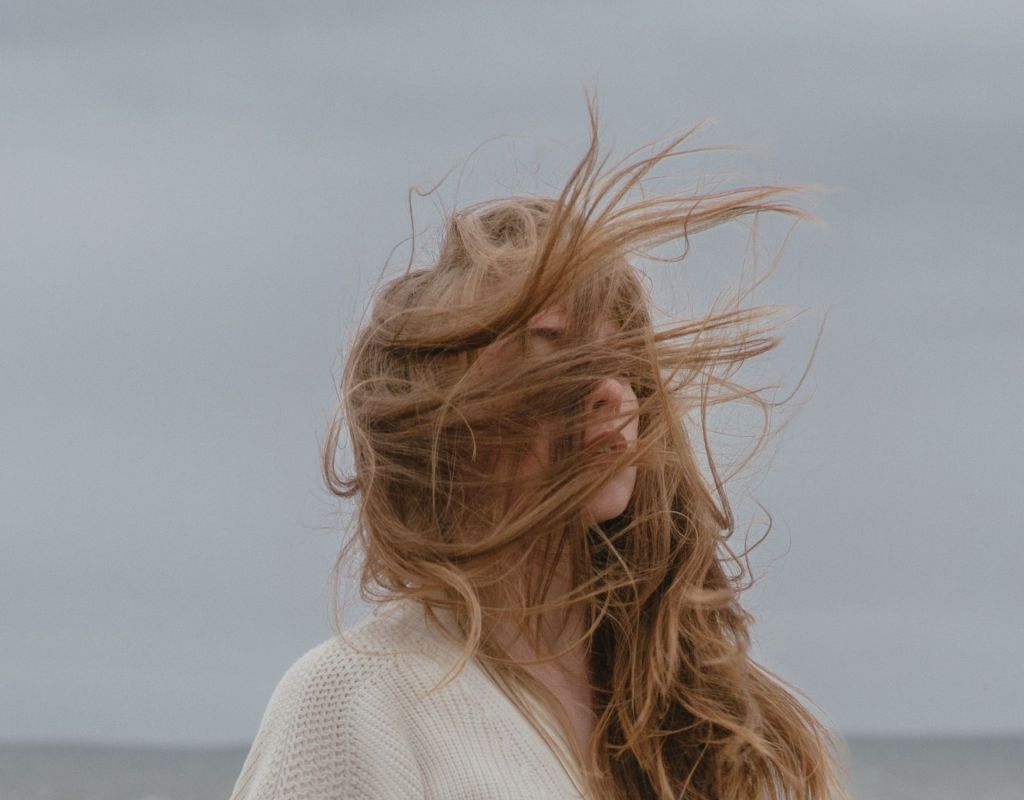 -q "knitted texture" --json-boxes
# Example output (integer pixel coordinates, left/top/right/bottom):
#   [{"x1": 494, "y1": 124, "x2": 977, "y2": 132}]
[{"x1": 230, "y1": 600, "x2": 587, "y2": 799}]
